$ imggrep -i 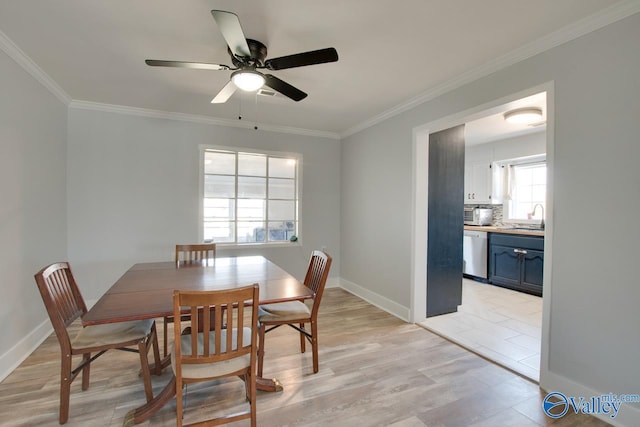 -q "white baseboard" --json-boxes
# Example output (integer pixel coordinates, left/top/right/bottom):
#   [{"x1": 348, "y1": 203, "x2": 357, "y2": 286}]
[
  {"x1": 0, "y1": 299, "x2": 97, "y2": 382},
  {"x1": 0, "y1": 319, "x2": 52, "y2": 383},
  {"x1": 541, "y1": 370, "x2": 640, "y2": 426},
  {"x1": 325, "y1": 276, "x2": 341, "y2": 289},
  {"x1": 338, "y1": 277, "x2": 410, "y2": 322}
]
